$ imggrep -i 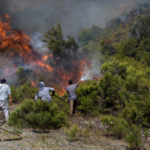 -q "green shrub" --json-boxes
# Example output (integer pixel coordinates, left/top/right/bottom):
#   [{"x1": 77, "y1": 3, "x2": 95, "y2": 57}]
[
  {"x1": 11, "y1": 83, "x2": 38, "y2": 103},
  {"x1": 101, "y1": 115, "x2": 128, "y2": 139},
  {"x1": 125, "y1": 124, "x2": 143, "y2": 150},
  {"x1": 64, "y1": 124, "x2": 79, "y2": 142},
  {"x1": 8, "y1": 99, "x2": 68, "y2": 130},
  {"x1": 76, "y1": 80, "x2": 100, "y2": 115}
]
